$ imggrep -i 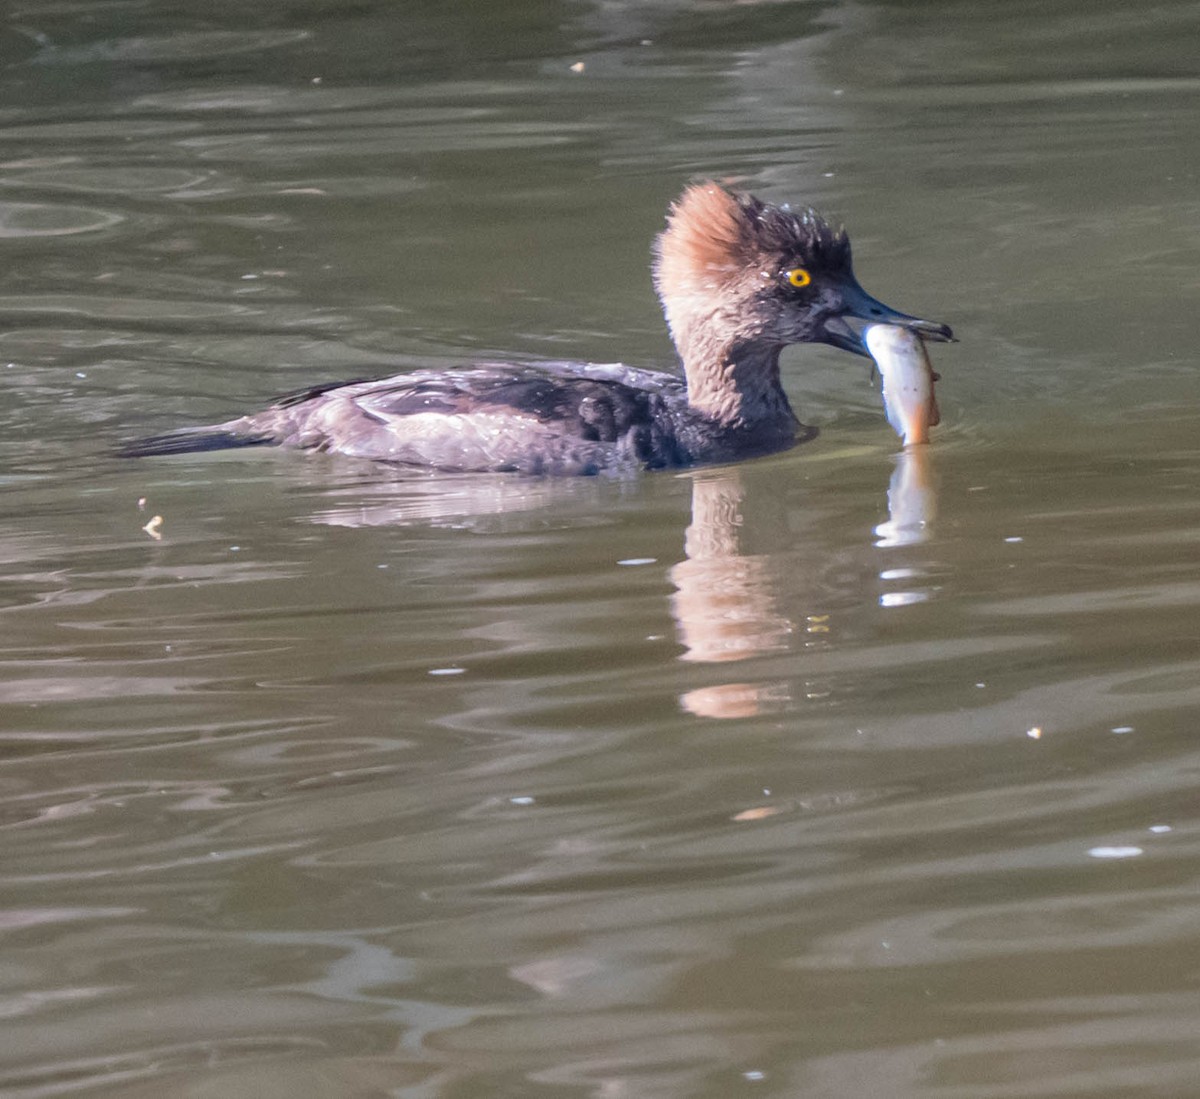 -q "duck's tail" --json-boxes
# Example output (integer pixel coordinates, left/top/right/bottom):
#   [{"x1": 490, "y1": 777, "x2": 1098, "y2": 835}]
[{"x1": 115, "y1": 426, "x2": 277, "y2": 458}]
